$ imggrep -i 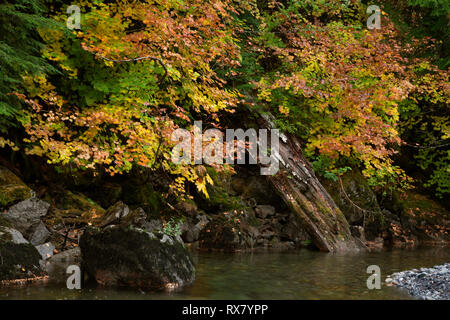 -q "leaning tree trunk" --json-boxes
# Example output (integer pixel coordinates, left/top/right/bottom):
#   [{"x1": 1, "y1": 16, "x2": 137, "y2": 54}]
[{"x1": 258, "y1": 114, "x2": 366, "y2": 253}]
